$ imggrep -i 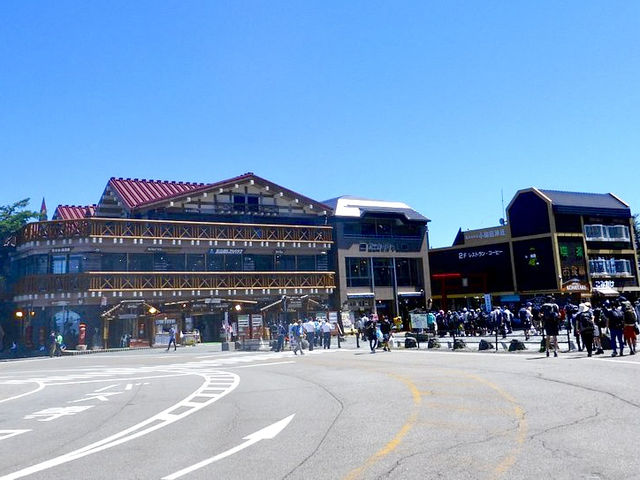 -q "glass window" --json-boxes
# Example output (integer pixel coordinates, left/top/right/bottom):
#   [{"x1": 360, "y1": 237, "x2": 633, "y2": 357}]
[
  {"x1": 153, "y1": 253, "x2": 185, "y2": 271},
  {"x1": 316, "y1": 253, "x2": 329, "y2": 271},
  {"x1": 395, "y1": 258, "x2": 424, "y2": 287},
  {"x1": 186, "y1": 254, "x2": 206, "y2": 271},
  {"x1": 68, "y1": 255, "x2": 83, "y2": 274},
  {"x1": 225, "y1": 253, "x2": 242, "y2": 271},
  {"x1": 51, "y1": 255, "x2": 67, "y2": 274},
  {"x1": 207, "y1": 254, "x2": 224, "y2": 271},
  {"x1": 102, "y1": 253, "x2": 127, "y2": 271},
  {"x1": 373, "y1": 258, "x2": 393, "y2": 286},
  {"x1": 129, "y1": 254, "x2": 153, "y2": 271},
  {"x1": 250, "y1": 255, "x2": 273, "y2": 271},
  {"x1": 346, "y1": 257, "x2": 371, "y2": 287},
  {"x1": 275, "y1": 255, "x2": 296, "y2": 271},
  {"x1": 297, "y1": 255, "x2": 316, "y2": 271}
]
